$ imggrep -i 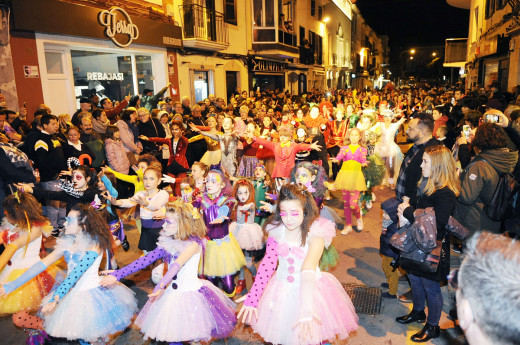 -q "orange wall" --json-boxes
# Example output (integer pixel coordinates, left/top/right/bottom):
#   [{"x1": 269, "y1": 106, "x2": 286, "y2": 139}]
[{"x1": 10, "y1": 31, "x2": 44, "y2": 122}]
